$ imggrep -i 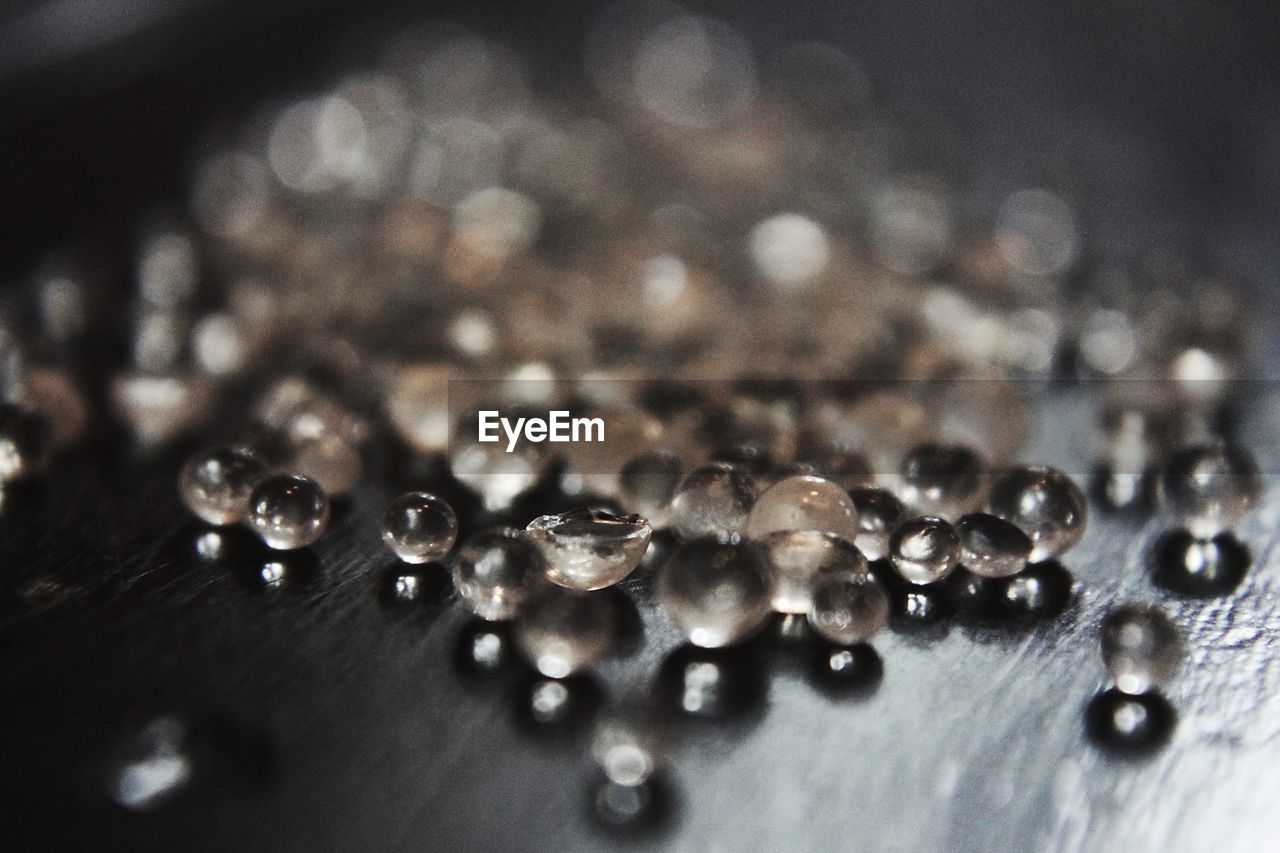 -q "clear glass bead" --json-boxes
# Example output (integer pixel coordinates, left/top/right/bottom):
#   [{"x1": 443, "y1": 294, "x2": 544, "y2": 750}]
[
  {"x1": 897, "y1": 442, "x2": 986, "y2": 519},
  {"x1": 0, "y1": 402, "x2": 51, "y2": 483},
  {"x1": 514, "y1": 589, "x2": 617, "y2": 677},
  {"x1": 1158, "y1": 442, "x2": 1261, "y2": 537},
  {"x1": 381, "y1": 491, "x2": 458, "y2": 564},
  {"x1": 179, "y1": 445, "x2": 268, "y2": 526},
  {"x1": 850, "y1": 487, "x2": 905, "y2": 560},
  {"x1": 1101, "y1": 604, "x2": 1182, "y2": 694},
  {"x1": 889, "y1": 515, "x2": 960, "y2": 584},
  {"x1": 523, "y1": 507, "x2": 652, "y2": 591},
  {"x1": 760, "y1": 530, "x2": 867, "y2": 614},
  {"x1": 619, "y1": 450, "x2": 683, "y2": 527},
  {"x1": 791, "y1": 443, "x2": 874, "y2": 491},
  {"x1": 451, "y1": 528, "x2": 545, "y2": 621},
  {"x1": 744, "y1": 474, "x2": 859, "y2": 541},
  {"x1": 247, "y1": 474, "x2": 330, "y2": 550},
  {"x1": 290, "y1": 432, "x2": 362, "y2": 497},
  {"x1": 956, "y1": 512, "x2": 1031, "y2": 578},
  {"x1": 806, "y1": 567, "x2": 889, "y2": 645},
  {"x1": 987, "y1": 465, "x2": 1088, "y2": 561},
  {"x1": 669, "y1": 462, "x2": 758, "y2": 541},
  {"x1": 448, "y1": 434, "x2": 545, "y2": 512},
  {"x1": 656, "y1": 539, "x2": 773, "y2": 648}
]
